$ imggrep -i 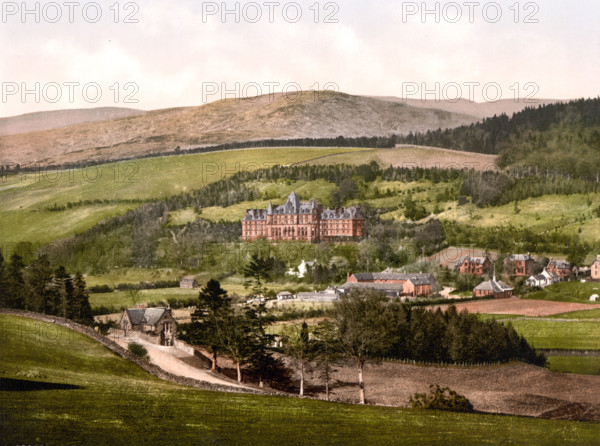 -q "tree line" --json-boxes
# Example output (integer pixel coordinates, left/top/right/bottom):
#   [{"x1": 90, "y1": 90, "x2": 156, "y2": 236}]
[{"x1": 0, "y1": 252, "x2": 93, "y2": 325}]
